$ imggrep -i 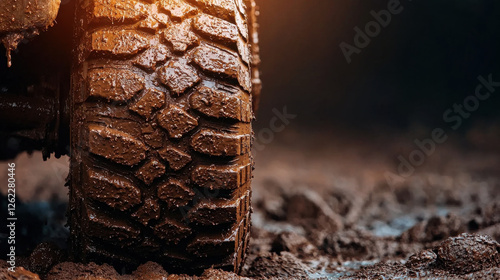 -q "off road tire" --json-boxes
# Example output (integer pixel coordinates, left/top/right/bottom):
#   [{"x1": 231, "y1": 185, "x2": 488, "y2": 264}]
[{"x1": 68, "y1": 0, "x2": 260, "y2": 273}]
